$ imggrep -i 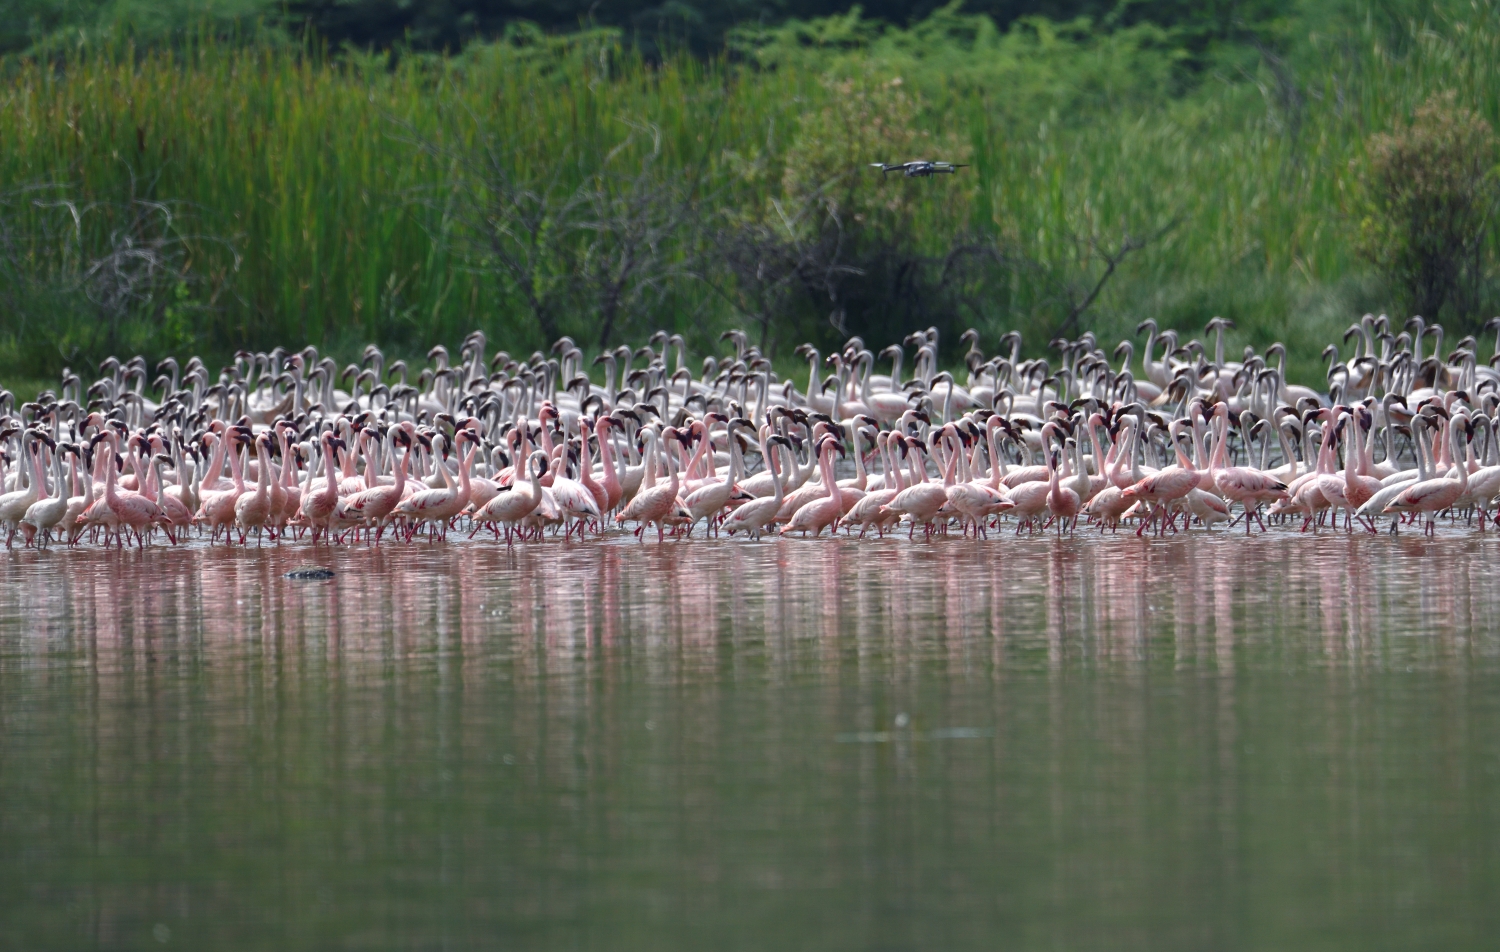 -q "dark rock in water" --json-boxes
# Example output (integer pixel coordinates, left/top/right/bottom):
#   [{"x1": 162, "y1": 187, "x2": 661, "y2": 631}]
[{"x1": 285, "y1": 568, "x2": 336, "y2": 580}]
